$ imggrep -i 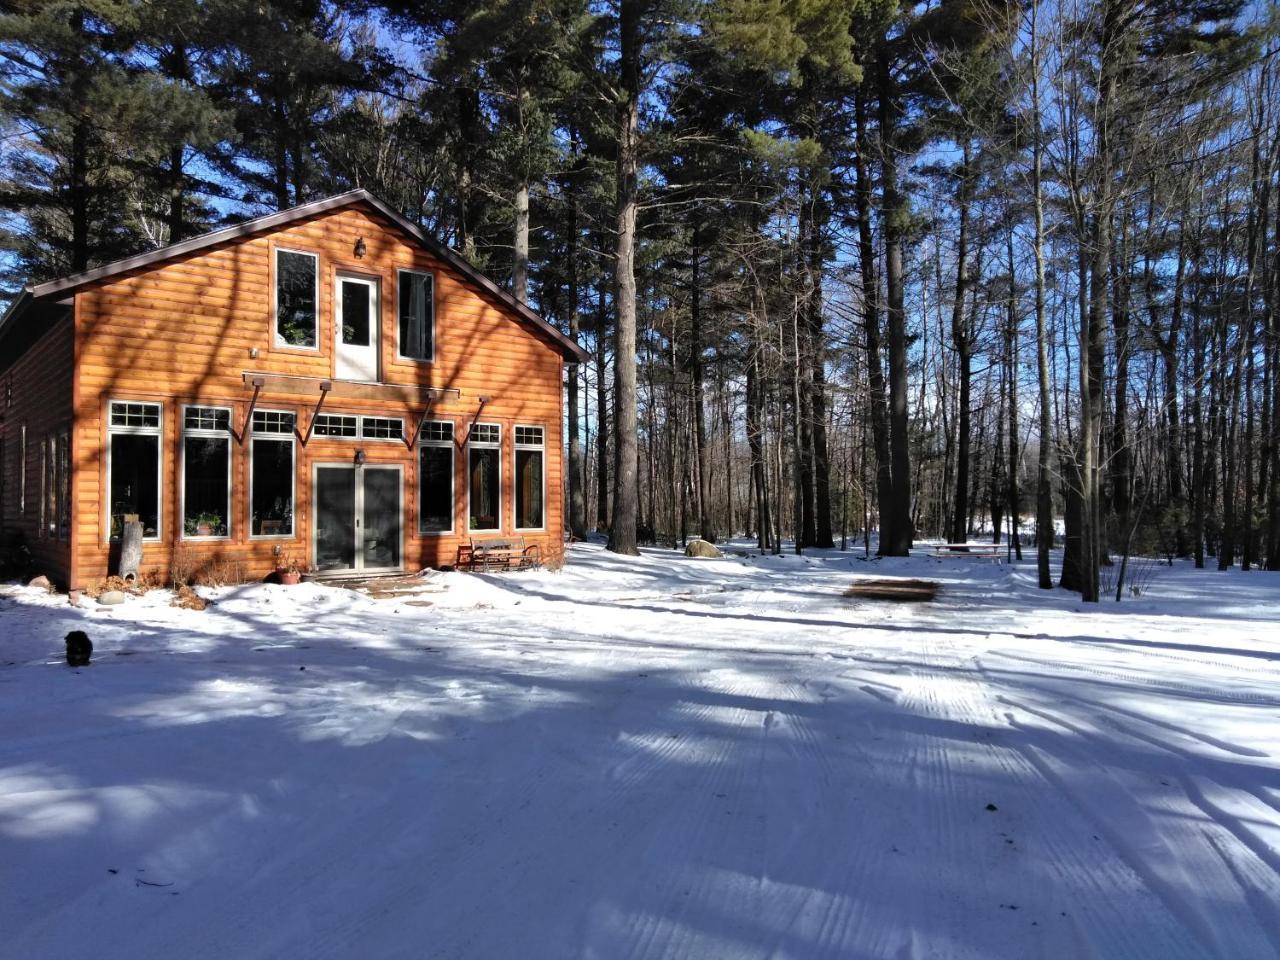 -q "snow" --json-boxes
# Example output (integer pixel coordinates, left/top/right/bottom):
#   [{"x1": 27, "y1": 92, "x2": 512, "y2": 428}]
[{"x1": 2, "y1": 543, "x2": 1279, "y2": 959}]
